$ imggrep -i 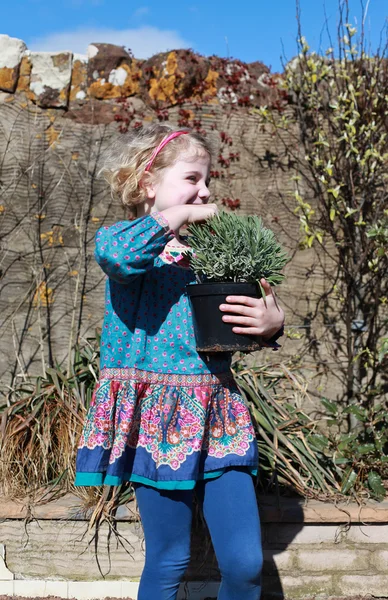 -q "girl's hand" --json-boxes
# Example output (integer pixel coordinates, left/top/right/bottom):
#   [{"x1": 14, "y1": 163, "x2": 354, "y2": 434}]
[{"x1": 219, "y1": 279, "x2": 285, "y2": 339}]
